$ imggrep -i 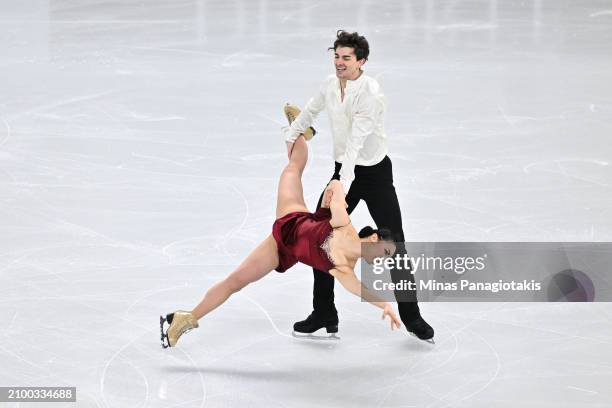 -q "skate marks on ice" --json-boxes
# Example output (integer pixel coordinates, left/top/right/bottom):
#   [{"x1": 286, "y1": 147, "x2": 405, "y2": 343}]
[{"x1": 2, "y1": 0, "x2": 612, "y2": 406}]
